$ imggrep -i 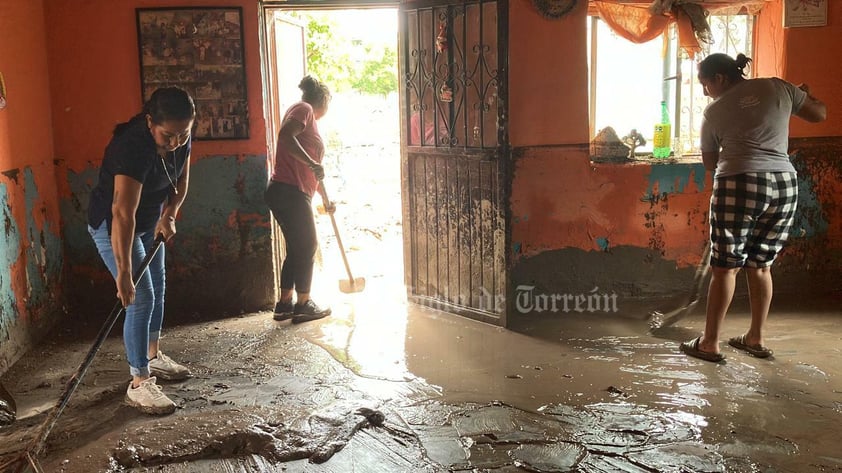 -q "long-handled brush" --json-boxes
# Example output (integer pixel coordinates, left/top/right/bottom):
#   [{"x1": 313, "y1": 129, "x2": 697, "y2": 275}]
[
  {"x1": 649, "y1": 240, "x2": 711, "y2": 332},
  {"x1": 0, "y1": 236, "x2": 165, "y2": 473},
  {"x1": 320, "y1": 182, "x2": 365, "y2": 294}
]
